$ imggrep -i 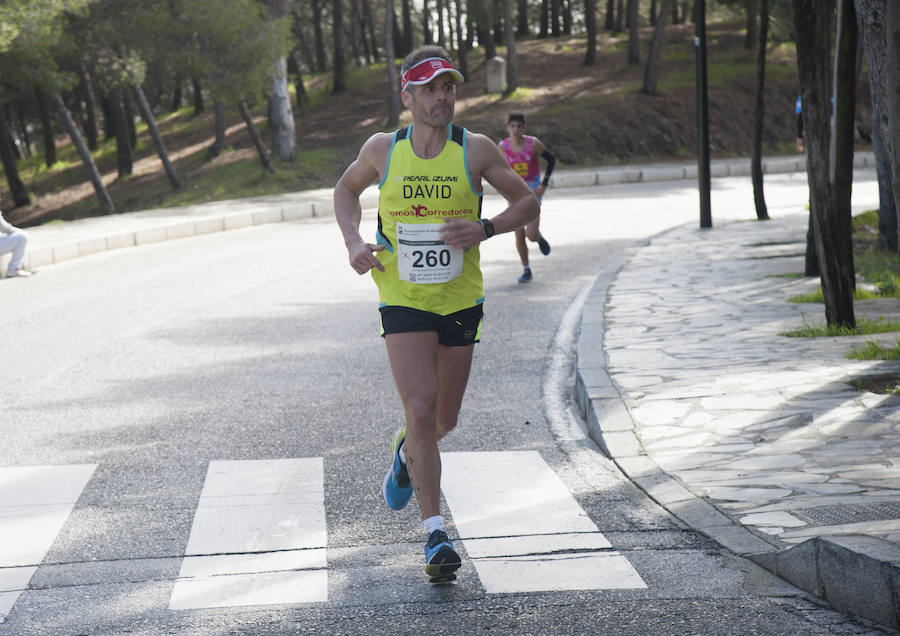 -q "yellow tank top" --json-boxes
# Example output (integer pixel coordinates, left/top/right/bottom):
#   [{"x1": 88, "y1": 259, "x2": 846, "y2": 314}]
[{"x1": 373, "y1": 123, "x2": 484, "y2": 315}]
